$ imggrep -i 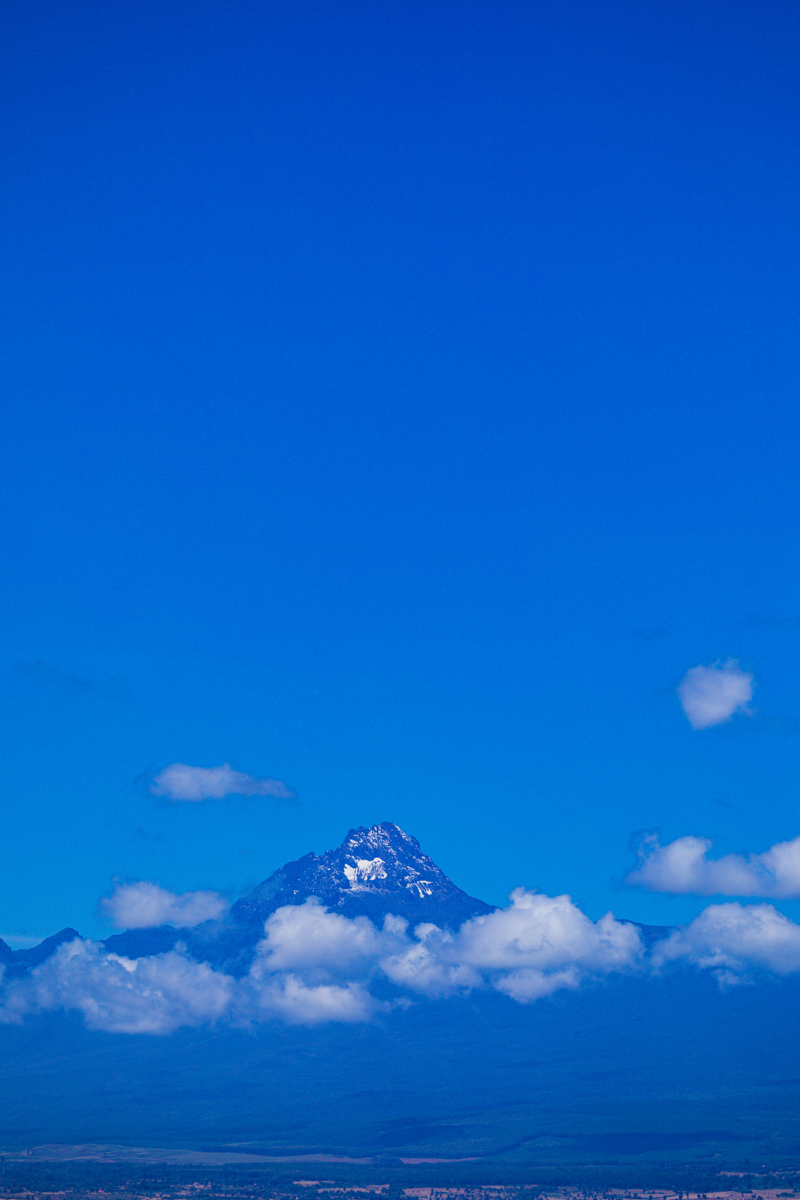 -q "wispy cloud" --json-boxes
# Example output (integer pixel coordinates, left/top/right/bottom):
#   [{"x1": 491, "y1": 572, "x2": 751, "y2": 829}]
[
  {"x1": 13, "y1": 660, "x2": 130, "y2": 699},
  {"x1": 628, "y1": 833, "x2": 800, "y2": 898},
  {"x1": 151, "y1": 763, "x2": 295, "y2": 803},
  {"x1": 13, "y1": 660, "x2": 99, "y2": 694},
  {"x1": 101, "y1": 881, "x2": 229, "y2": 929},
  {"x1": 677, "y1": 660, "x2": 754, "y2": 729}
]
